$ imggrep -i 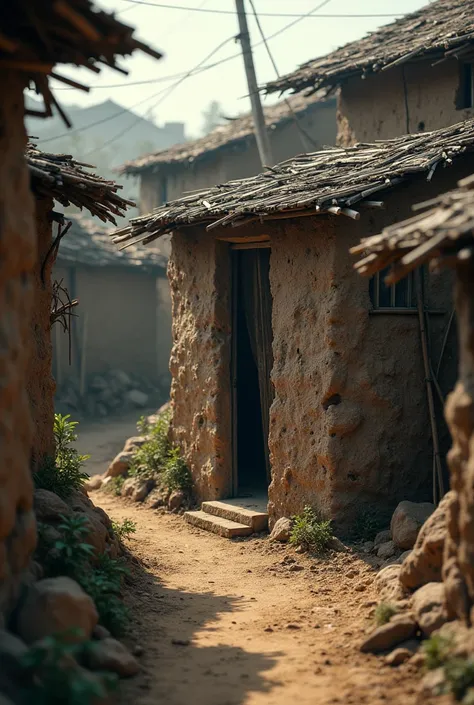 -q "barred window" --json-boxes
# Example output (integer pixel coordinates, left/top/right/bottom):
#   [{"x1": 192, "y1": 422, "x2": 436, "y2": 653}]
[{"x1": 369, "y1": 267, "x2": 417, "y2": 310}]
